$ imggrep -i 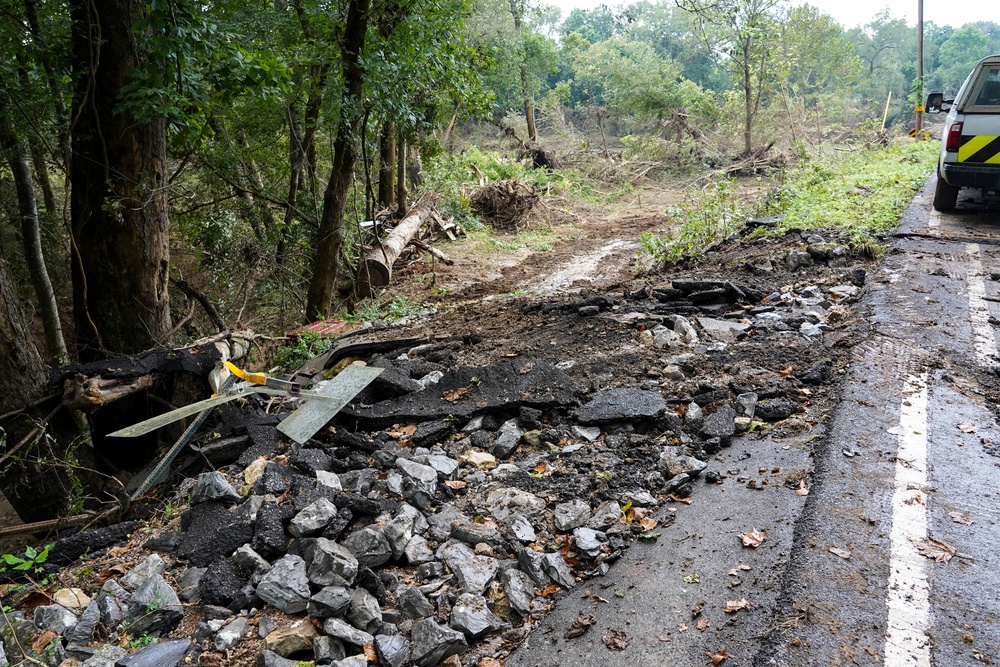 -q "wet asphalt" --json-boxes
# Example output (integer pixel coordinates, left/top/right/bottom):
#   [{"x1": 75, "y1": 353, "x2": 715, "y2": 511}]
[{"x1": 506, "y1": 175, "x2": 1000, "y2": 667}]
